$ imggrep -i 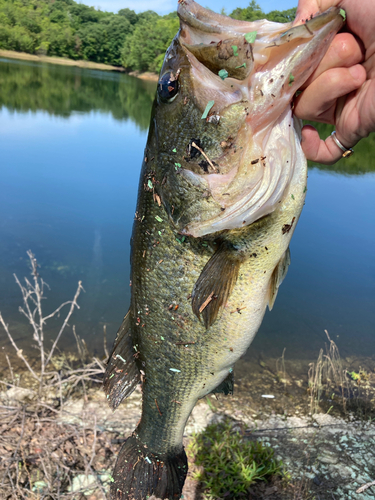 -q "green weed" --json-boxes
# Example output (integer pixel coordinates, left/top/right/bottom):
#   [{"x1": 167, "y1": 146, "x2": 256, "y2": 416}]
[{"x1": 188, "y1": 420, "x2": 284, "y2": 499}]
